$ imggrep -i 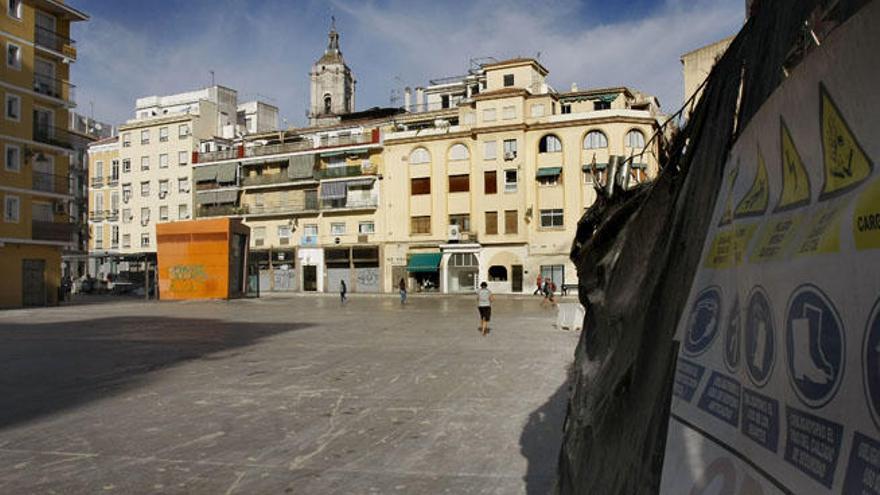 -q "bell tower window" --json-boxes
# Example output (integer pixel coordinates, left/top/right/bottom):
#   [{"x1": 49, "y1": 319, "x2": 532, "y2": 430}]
[{"x1": 324, "y1": 95, "x2": 332, "y2": 114}]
